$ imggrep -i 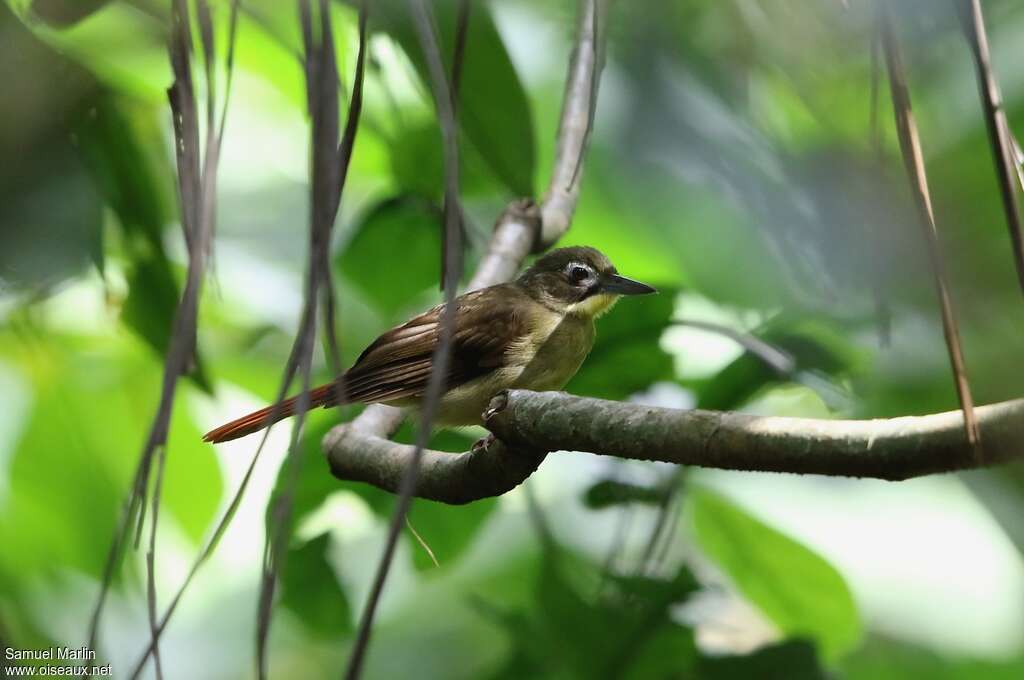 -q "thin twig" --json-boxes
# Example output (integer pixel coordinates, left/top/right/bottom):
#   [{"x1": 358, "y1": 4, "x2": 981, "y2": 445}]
[
  {"x1": 100, "y1": 0, "x2": 236, "y2": 672},
  {"x1": 541, "y1": 0, "x2": 604, "y2": 246},
  {"x1": 324, "y1": 0, "x2": 368, "y2": 398},
  {"x1": 956, "y1": 0, "x2": 1024, "y2": 297},
  {"x1": 569, "y1": 0, "x2": 606, "y2": 186},
  {"x1": 256, "y1": 1, "x2": 368, "y2": 675},
  {"x1": 878, "y1": 6, "x2": 981, "y2": 456},
  {"x1": 451, "y1": 0, "x2": 470, "y2": 111},
  {"x1": 197, "y1": 0, "x2": 216, "y2": 147},
  {"x1": 673, "y1": 319, "x2": 796, "y2": 376},
  {"x1": 145, "y1": 444, "x2": 168, "y2": 680},
  {"x1": 635, "y1": 469, "x2": 684, "y2": 579},
  {"x1": 92, "y1": 0, "x2": 234, "y2": 659},
  {"x1": 405, "y1": 516, "x2": 440, "y2": 568},
  {"x1": 343, "y1": 1, "x2": 462, "y2": 677},
  {"x1": 1012, "y1": 135, "x2": 1024, "y2": 192},
  {"x1": 596, "y1": 500, "x2": 635, "y2": 595},
  {"x1": 867, "y1": 21, "x2": 893, "y2": 346}
]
